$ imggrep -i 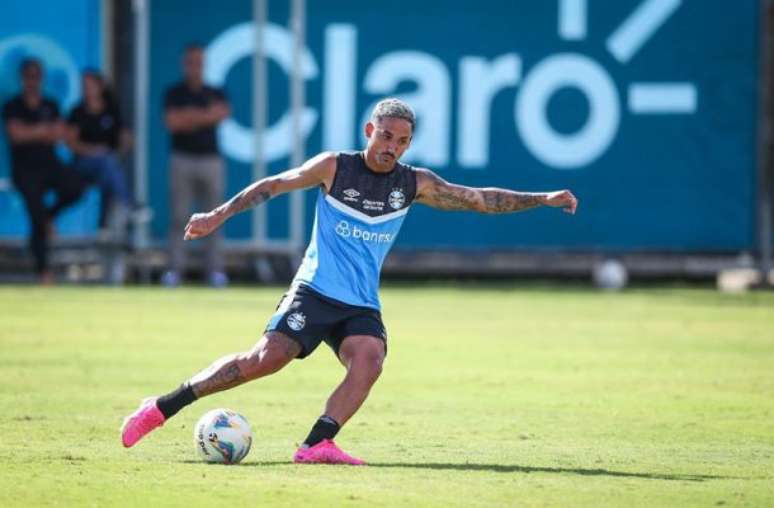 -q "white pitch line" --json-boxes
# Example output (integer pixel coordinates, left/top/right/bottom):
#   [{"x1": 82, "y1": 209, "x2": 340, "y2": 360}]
[
  {"x1": 607, "y1": 0, "x2": 682, "y2": 63},
  {"x1": 559, "y1": 0, "x2": 587, "y2": 40},
  {"x1": 628, "y1": 83, "x2": 697, "y2": 113}
]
